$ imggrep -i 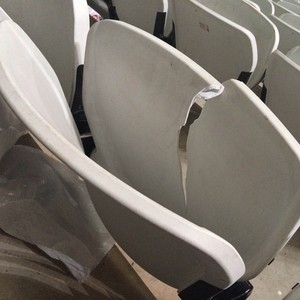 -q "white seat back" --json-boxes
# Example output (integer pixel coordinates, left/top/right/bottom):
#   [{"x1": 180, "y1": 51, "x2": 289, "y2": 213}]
[
  {"x1": 244, "y1": 0, "x2": 261, "y2": 10},
  {"x1": 84, "y1": 20, "x2": 300, "y2": 282},
  {"x1": 269, "y1": 13, "x2": 300, "y2": 53},
  {"x1": 277, "y1": 0, "x2": 300, "y2": 15},
  {"x1": 0, "y1": 0, "x2": 90, "y2": 105},
  {"x1": 264, "y1": 50, "x2": 300, "y2": 142},
  {"x1": 171, "y1": 0, "x2": 257, "y2": 84},
  {"x1": 284, "y1": 284, "x2": 300, "y2": 300},
  {"x1": 2, "y1": 17, "x2": 300, "y2": 291},
  {"x1": 0, "y1": 18, "x2": 245, "y2": 291},
  {"x1": 186, "y1": 79, "x2": 300, "y2": 279},
  {"x1": 287, "y1": 44, "x2": 300, "y2": 63},
  {"x1": 273, "y1": 0, "x2": 297, "y2": 16},
  {"x1": 83, "y1": 19, "x2": 221, "y2": 217},
  {"x1": 248, "y1": 0, "x2": 275, "y2": 15},
  {"x1": 281, "y1": 12, "x2": 300, "y2": 28},
  {"x1": 194, "y1": 0, "x2": 279, "y2": 87},
  {"x1": 0, "y1": 19, "x2": 82, "y2": 150},
  {"x1": 112, "y1": 0, "x2": 168, "y2": 34},
  {"x1": 280, "y1": 0, "x2": 300, "y2": 6}
]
